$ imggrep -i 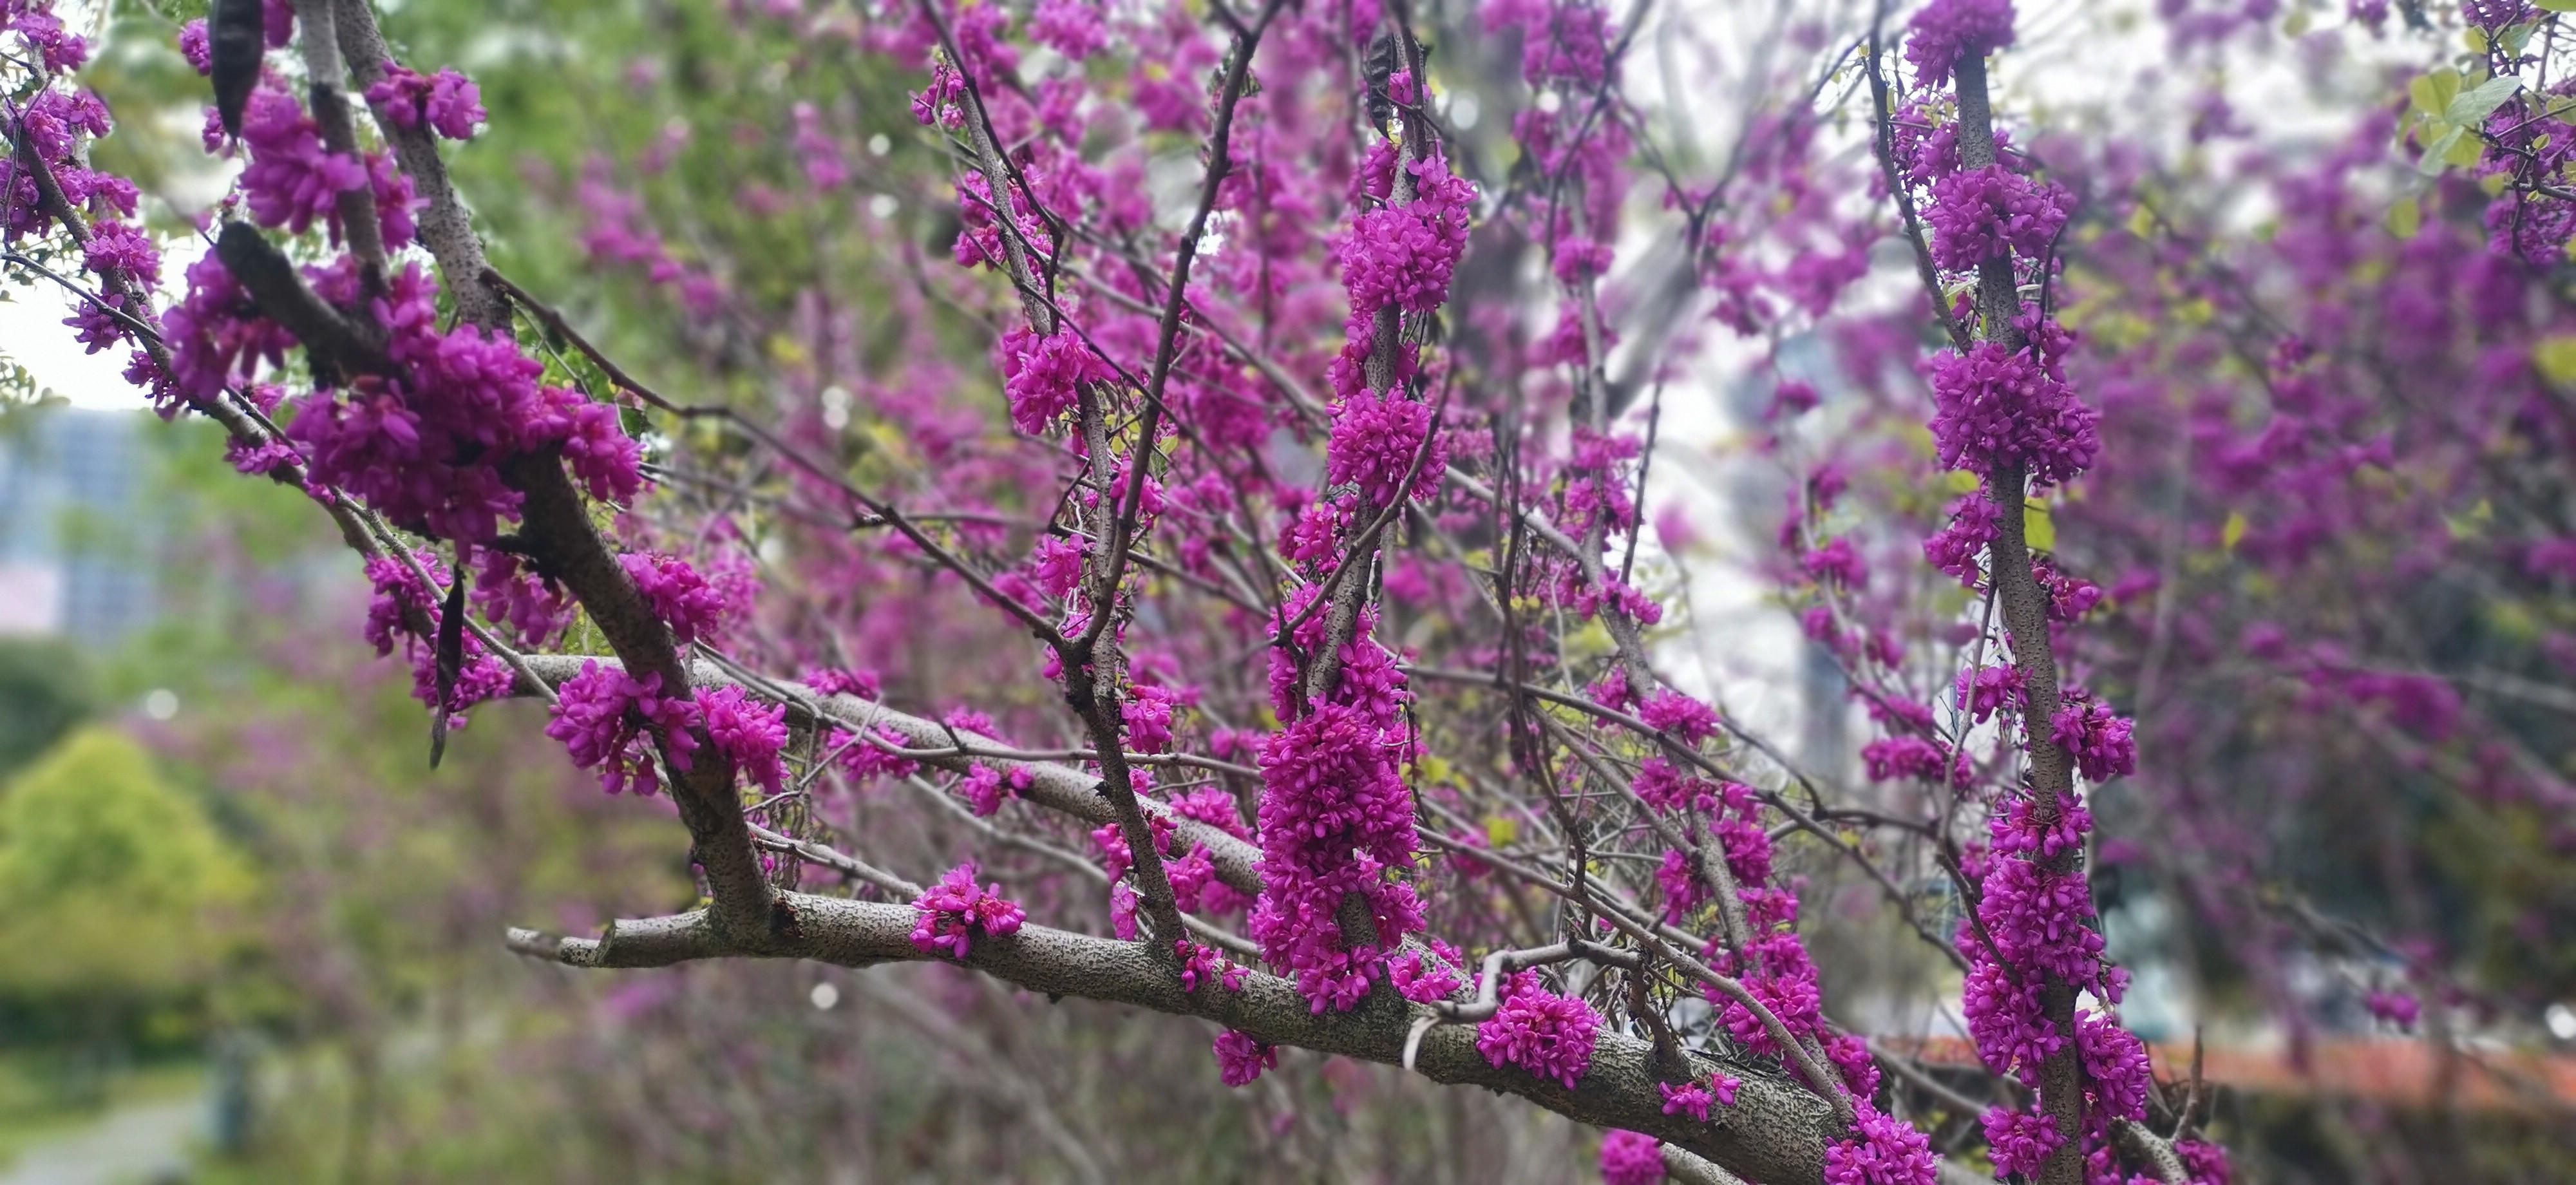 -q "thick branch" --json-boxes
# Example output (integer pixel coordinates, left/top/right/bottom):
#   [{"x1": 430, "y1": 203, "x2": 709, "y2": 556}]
[{"x1": 508, "y1": 894, "x2": 1840, "y2": 1185}]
